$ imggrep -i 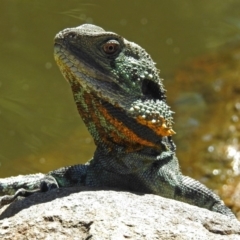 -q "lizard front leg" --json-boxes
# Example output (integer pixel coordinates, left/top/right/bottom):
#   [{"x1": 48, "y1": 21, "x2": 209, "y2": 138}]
[{"x1": 0, "y1": 164, "x2": 88, "y2": 207}]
